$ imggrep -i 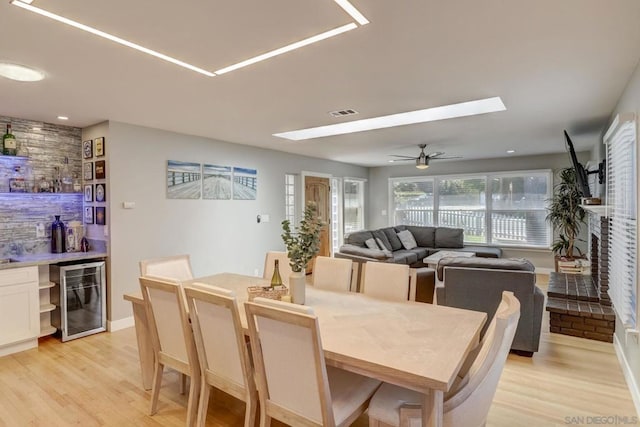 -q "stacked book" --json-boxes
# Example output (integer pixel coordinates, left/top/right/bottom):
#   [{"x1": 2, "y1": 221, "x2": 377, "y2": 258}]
[{"x1": 557, "y1": 258, "x2": 591, "y2": 275}]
